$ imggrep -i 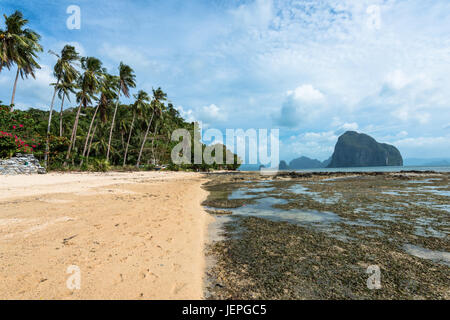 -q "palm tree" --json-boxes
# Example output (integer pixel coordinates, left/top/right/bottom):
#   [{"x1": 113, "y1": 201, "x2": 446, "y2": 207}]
[
  {"x1": 45, "y1": 45, "x2": 80, "y2": 167},
  {"x1": 150, "y1": 103, "x2": 166, "y2": 164},
  {"x1": 0, "y1": 11, "x2": 43, "y2": 109},
  {"x1": 86, "y1": 103, "x2": 110, "y2": 164},
  {"x1": 136, "y1": 87, "x2": 167, "y2": 168},
  {"x1": 54, "y1": 80, "x2": 77, "y2": 137},
  {"x1": 80, "y1": 73, "x2": 118, "y2": 167},
  {"x1": 65, "y1": 57, "x2": 103, "y2": 165},
  {"x1": 106, "y1": 62, "x2": 136, "y2": 162},
  {"x1": 123, "y1": 90, "x2": 149, "y2": 166}
]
